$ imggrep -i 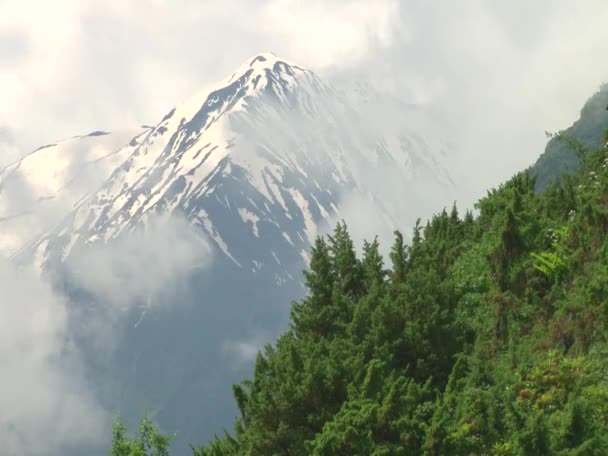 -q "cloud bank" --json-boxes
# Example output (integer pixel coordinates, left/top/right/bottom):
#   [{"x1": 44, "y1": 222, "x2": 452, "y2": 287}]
[
  {"x1": 325, "y1": 1, "x2": 608, "y2": 207},
  {"x1": 66, "y1": 214, "x2": 212, "y2": 311},
  {"x1": 2, "y1": 1, "x2": 608, "y2": 453},
  {"x1": 0, "y1": 0, "x2": 397, "y2": 155},
  {"x1": 0, "y1": 130, "x2": 141, "y2": 256},
  {"x1": 0, "y1": 259, "x2": 107, "y2": 456},
  {"x1": 61, "y1": 214, "x2": 213, "y2": 361},
  {"x1": 0, "y1": 214, "x2": 212, "y2": 455},
  {"x1": 3, "y1": 0, "x2": 607, "y2": 211}
]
